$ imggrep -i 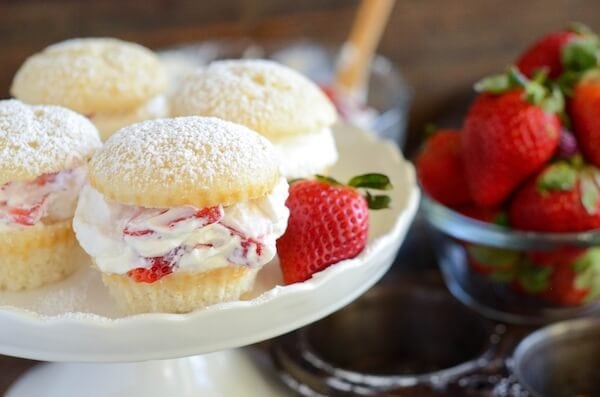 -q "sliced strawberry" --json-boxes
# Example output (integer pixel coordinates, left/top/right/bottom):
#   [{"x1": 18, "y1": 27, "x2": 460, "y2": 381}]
[
  {"x1": 168, "y1": 206, "x2": 222, "y2": 228},
  {"x1": 127, "y1": 256, "x2": 174, "y2": 283},
  {"x1": 223, "y1": 225, "x2": 264, "y2": 263},
  {"x1": 5, "y1": 195, "x2": 49, "y2": 226},
  {"x1": 33, "y1": 172, "x2": 59, "y2": 186},
  {"x1": 123, "y1": 206, "x2": 223, "y2": 237}
]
